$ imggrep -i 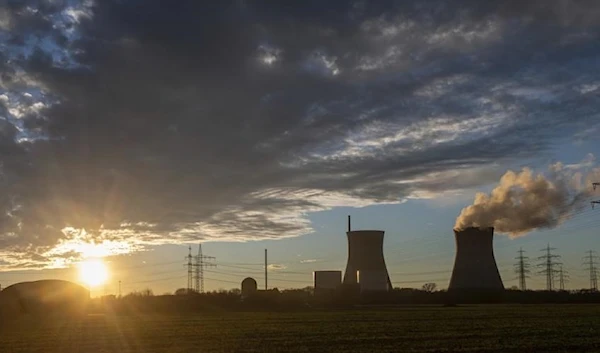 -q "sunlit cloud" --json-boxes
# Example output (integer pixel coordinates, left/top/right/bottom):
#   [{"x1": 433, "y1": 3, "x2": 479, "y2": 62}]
[{"x1": 38, "y1": 227, "x2": 142, "y2": 267}]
